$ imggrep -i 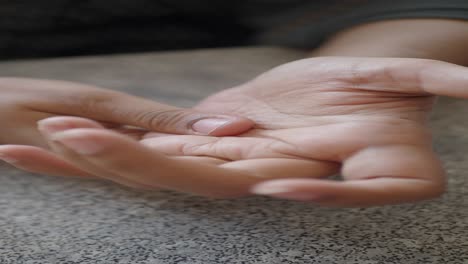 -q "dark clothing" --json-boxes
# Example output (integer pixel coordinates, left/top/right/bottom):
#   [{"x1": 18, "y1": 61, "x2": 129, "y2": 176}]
[{"x1": 1, "y1": 0, "x2": 468, "y2": 60}]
